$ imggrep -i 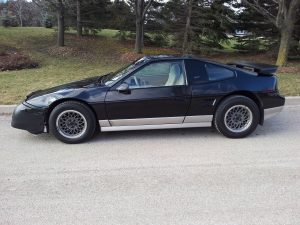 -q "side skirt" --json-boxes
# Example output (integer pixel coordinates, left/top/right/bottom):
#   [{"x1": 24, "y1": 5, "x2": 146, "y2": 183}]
[
  {"x1": 100, "y1": 122, "x2": 212, "y2": 132},
  {"x1": 99, "y1": 115, "x2": 213, "y2": 132}
]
